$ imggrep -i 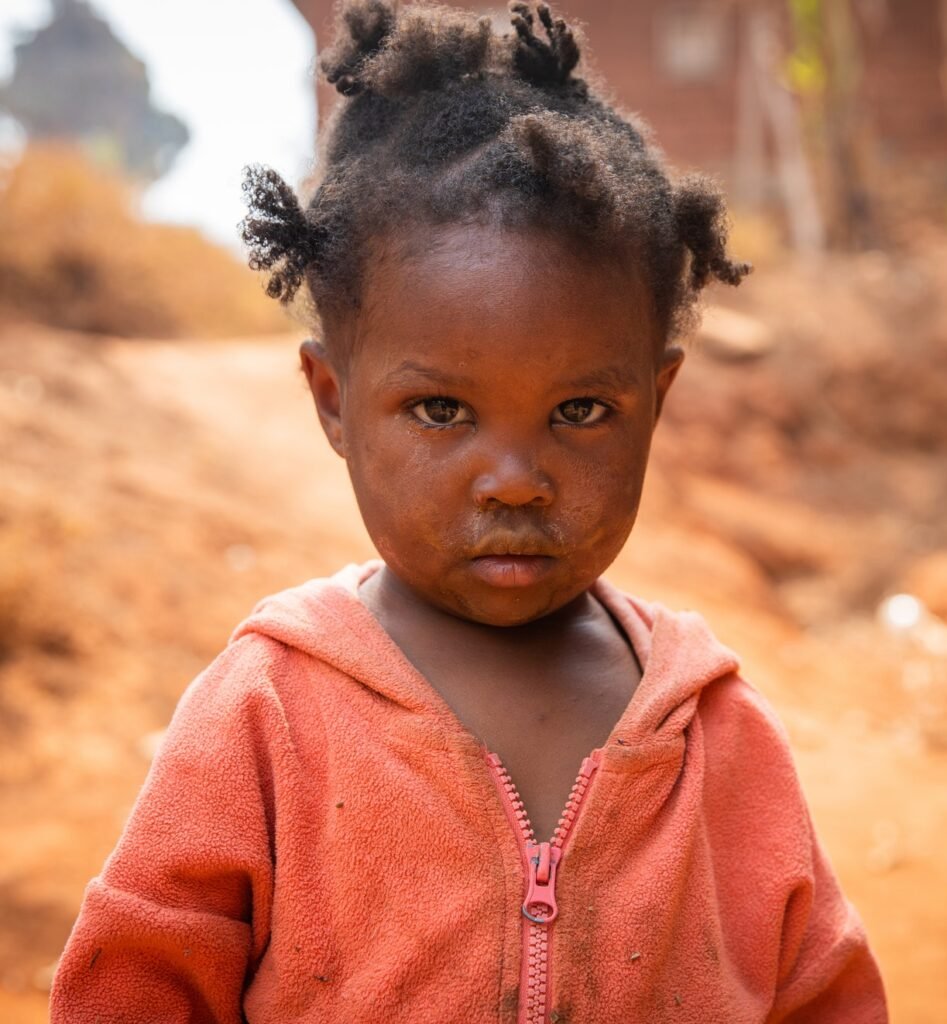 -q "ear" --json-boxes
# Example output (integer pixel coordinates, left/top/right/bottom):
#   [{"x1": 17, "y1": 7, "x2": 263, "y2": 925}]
[
  {"x1": 299, "y1": 338, "x2": 346, "y2": 457},
  {"x1": 654, "y1": 345, "x2": 684, "y2": 423}
]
